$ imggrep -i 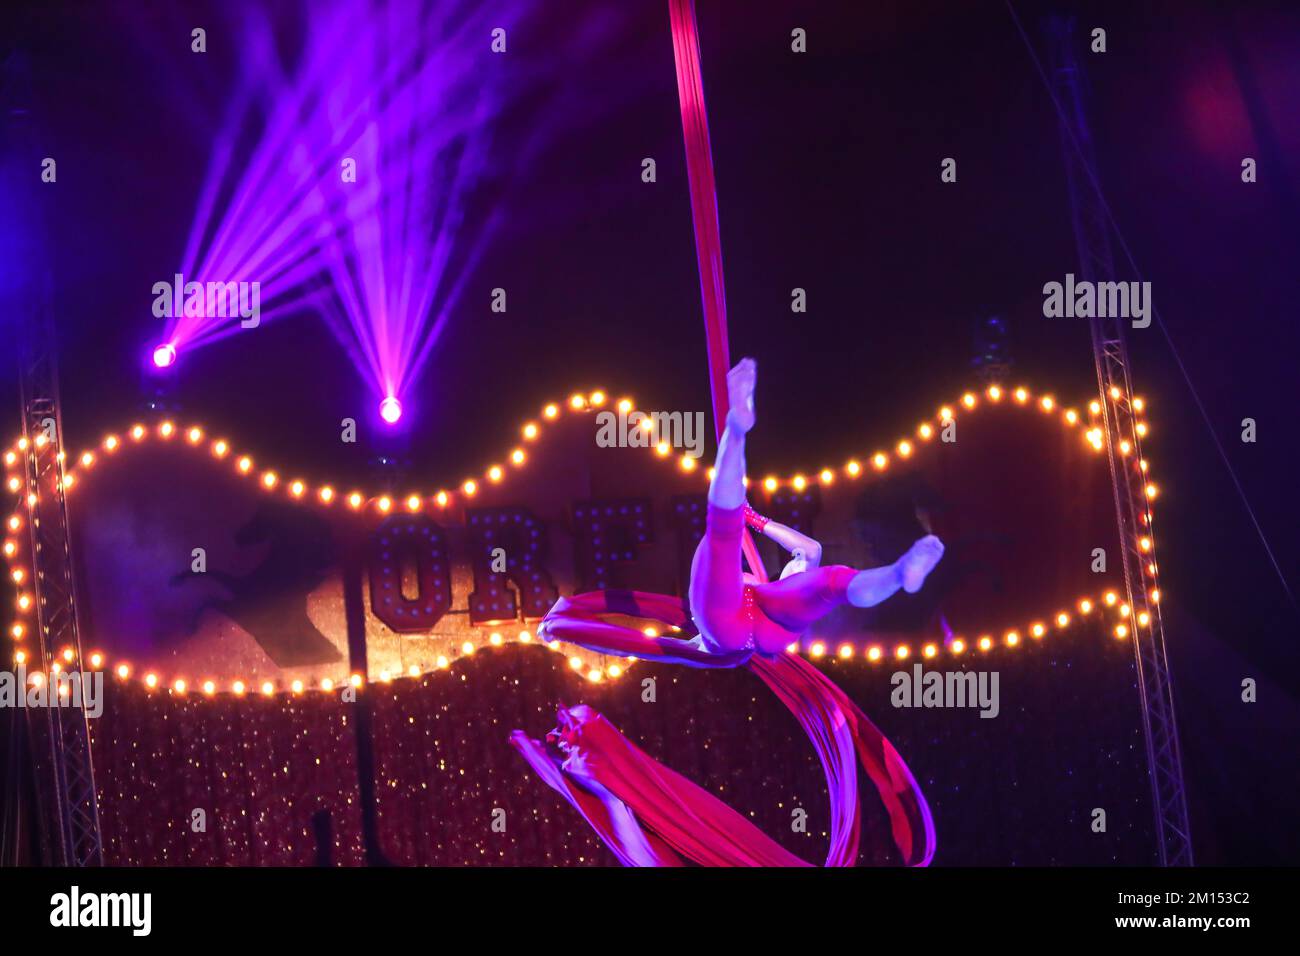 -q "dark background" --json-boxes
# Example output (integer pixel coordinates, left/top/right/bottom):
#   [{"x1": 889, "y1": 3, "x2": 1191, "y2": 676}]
[{"x1": 2, "y1": 0, "x2": 1297, "y2": 864}]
